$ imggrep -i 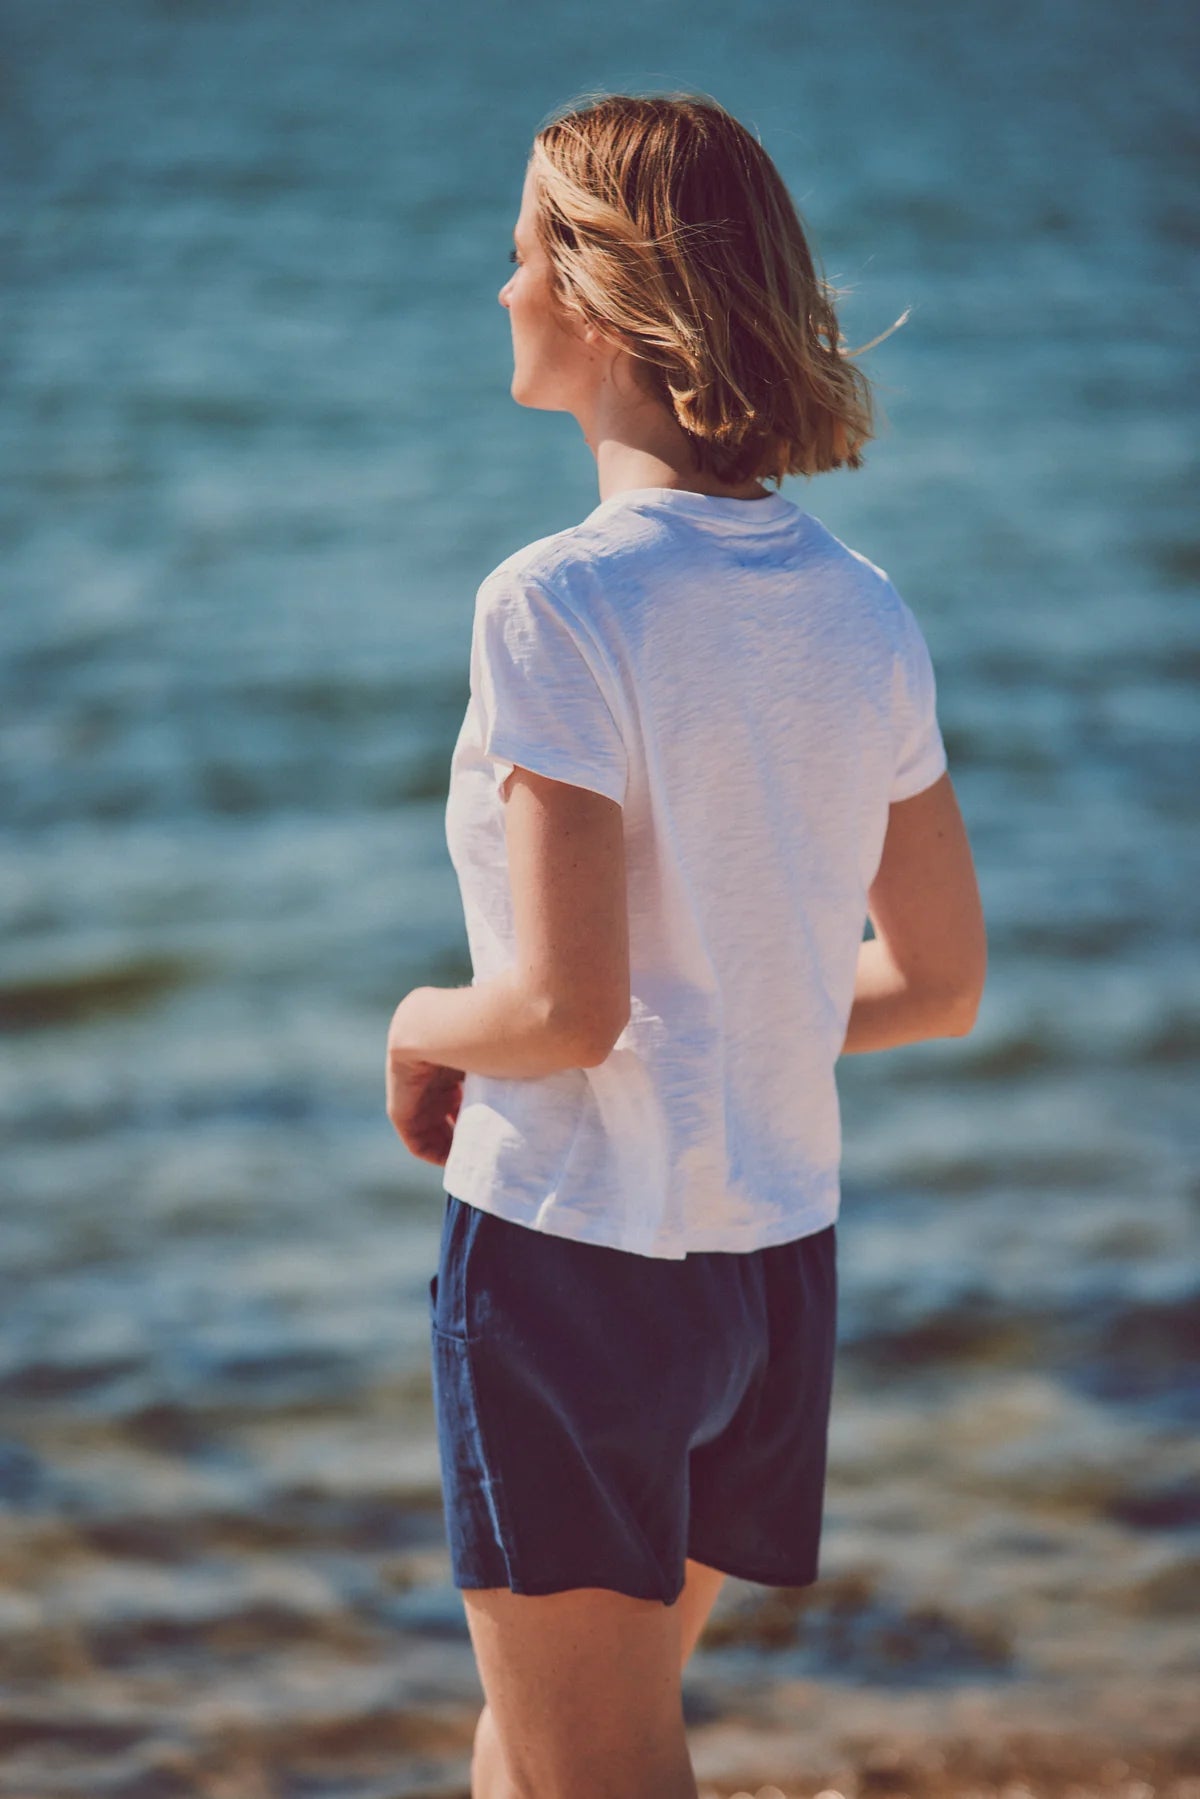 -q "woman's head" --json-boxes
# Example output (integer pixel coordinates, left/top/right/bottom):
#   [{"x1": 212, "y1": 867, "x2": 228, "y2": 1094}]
[{"x1": 499, "y1": 91, "x2": 885, "y2": 487}]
